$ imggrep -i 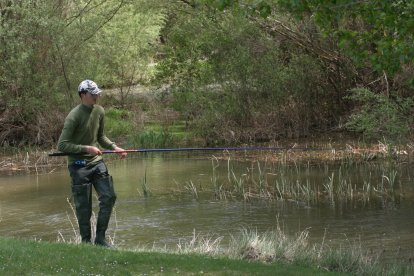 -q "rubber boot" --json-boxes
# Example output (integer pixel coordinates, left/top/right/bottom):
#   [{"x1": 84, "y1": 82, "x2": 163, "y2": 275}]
[
  {"x1": 72, "y1": 183, "x2": 92, "y2": 243},
  {"x1": 94, "y1": 176, "x2": 116, "y2": 247}
]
